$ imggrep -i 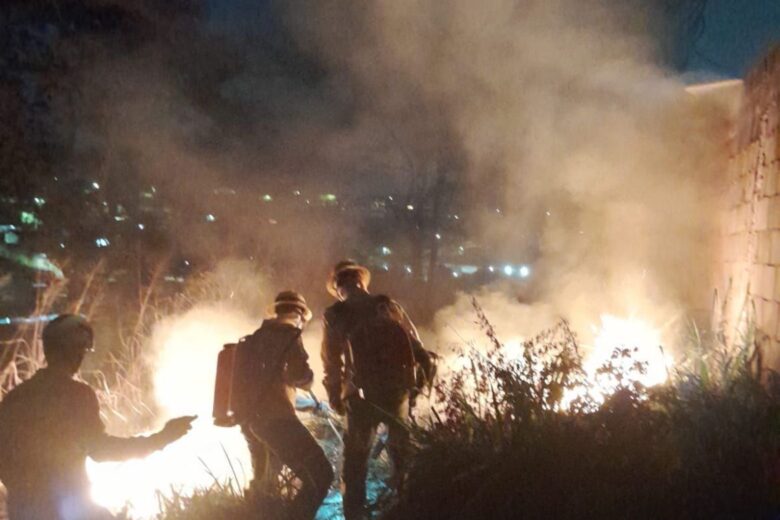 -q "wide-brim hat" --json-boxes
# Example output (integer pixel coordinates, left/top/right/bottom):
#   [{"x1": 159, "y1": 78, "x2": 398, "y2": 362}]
[
  {"x1": 267, "y1": 290, "x2": 313, "y2": 322},
  {"x1": 327, "y1": 260, "x2": 371, "y2": 297}
]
